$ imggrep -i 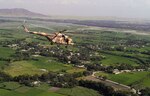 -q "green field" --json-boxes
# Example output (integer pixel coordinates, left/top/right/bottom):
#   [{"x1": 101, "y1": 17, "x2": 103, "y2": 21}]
[
  {"x1": 66, "y1": 68, "x2": 86, "y2": 73},
  {"x1": 56, "y1": 86, "x2": 101, "y2": 96},
  {"x1": 0, "y1": 61, "x2": 7, "y2": 69},
  {"x1": 0, "y1": 47, "x2": 15, "y2": 58},
  {"x1": 4, "y1": 56, "x2": 74, "y2": 76},
  {"x1": 0, "y1": 82, "x2": 64, "y2": 96},
  {"x1": 0, "y1": 82, "x2": 21, "y2": 90},
  {"x1": 0, "y1": 89, "x2": 23, "y2": 96},
  {"x1": 95, "y1": 71, "x2": 109, "y2": 77},
  {"x1": 101, "y1": 53, "x2": 139, "y2": 66},
  {"x1": 4, "y1": 60, "x2": 44, "y2": 76},
  {"x1": 0, "y1": 82, "x2": 101, "y2": 96},
  {"x1": 21, "y1": 88, "x2": 64, "y2": 96},
  {"x1": 30, "y1": 56, "x2": 73, "y2": 72},
  {"x1": 0, "y1": 47, "x2": 15, "y2": 69},
  {"x1": 96, "y1": 71, "x2": 150, "y2": 89},
  {"x1": 108, "y1": 71, "x2": 150, "y2": 88},
  {"x1": 0, "y1": 88, "x2": 65, "y2": 96}
]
